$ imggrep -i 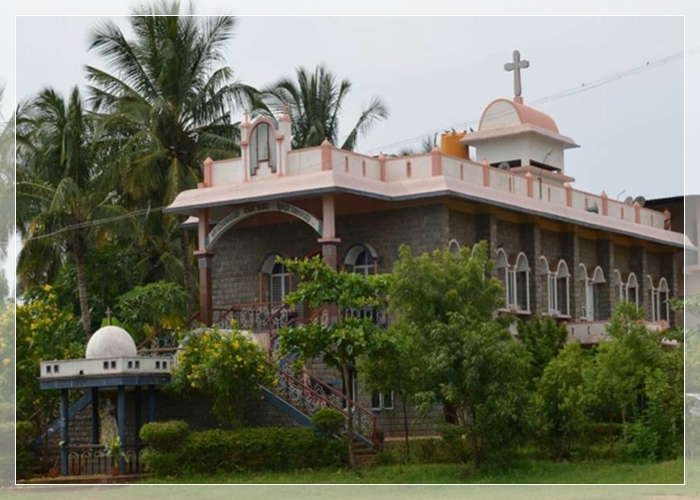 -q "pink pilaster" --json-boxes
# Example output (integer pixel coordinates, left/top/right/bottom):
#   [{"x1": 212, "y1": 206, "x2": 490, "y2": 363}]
[
  {"x1": 525, "y1": 172, "x2": 534, "y2": 198},
  {"x1": 276, "y1": 135, "x2": 284, "y2": 177},
  {"x1": 241, "y1": 140, "x2": 250, "y2": 182},
  {"x1": 601, "y1": 191, "x2": 609, "y2": 216},
  {"x1": 203, "y1": 157, "x2": 213, "y2": 187},
  {"x1": 379, "y1": 153, "x2": 386, "y2": 181},
  {"x1": 321, "y1": 139, "x2": 332, "y2": 171},
  {"x1": 663, "y1": 208, "x2": 672, "y2": 230},
  {"x1": 564, "y1": 182, "x2": 572, "y2": 207},
  {"x1": 634, "y1": 201, "x2": 641, "y2": 224},
  {"x1": 431, "y1": 146, "x2": 442, "y2": 176},
  {"x1": 481, "y1": 159, "x2": 490, "y2": 187},
  {"x1": 319, "y1": 194, "x2": 341, "y2": 269},
  {"x1": 196, "y1": 208, "x2": 215, "y2": 326}
]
